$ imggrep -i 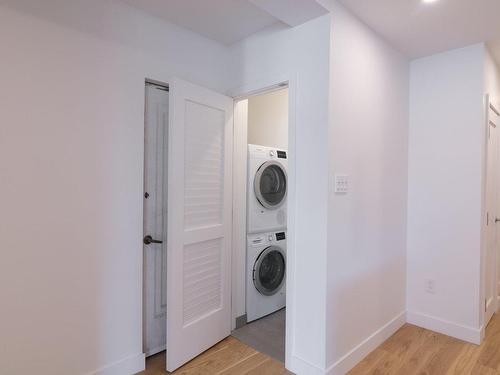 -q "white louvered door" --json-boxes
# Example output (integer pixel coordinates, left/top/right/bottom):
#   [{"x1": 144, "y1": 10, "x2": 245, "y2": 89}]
[{"x1": 167, "y1": 78, "x2": 233, "y2": 372}]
